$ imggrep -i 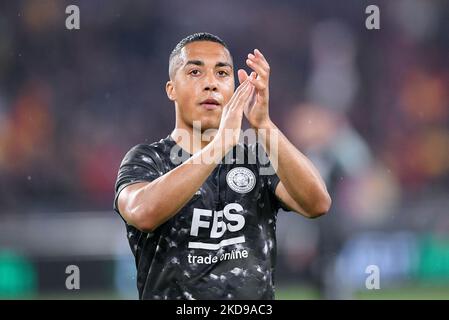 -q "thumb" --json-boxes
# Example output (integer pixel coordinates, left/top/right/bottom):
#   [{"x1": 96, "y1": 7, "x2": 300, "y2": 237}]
[{"x1": 237, "y1": 69, "x2": 248, "y2": 84}]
